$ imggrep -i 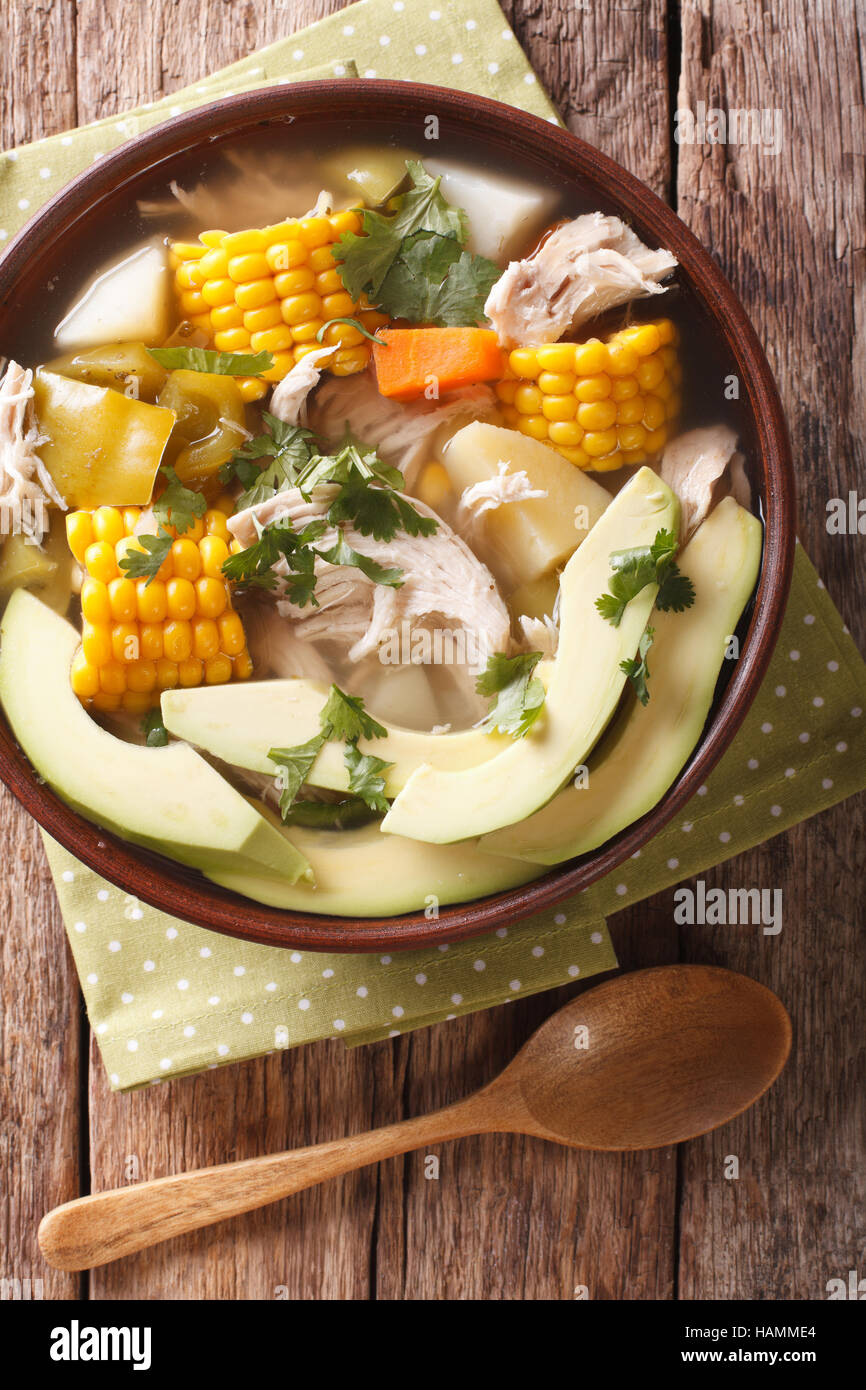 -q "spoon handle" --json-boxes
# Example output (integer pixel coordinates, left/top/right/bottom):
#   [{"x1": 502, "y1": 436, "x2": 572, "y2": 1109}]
[{"x1": 38, "y1": 1094, "x2": 499, "y2": 1270}]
